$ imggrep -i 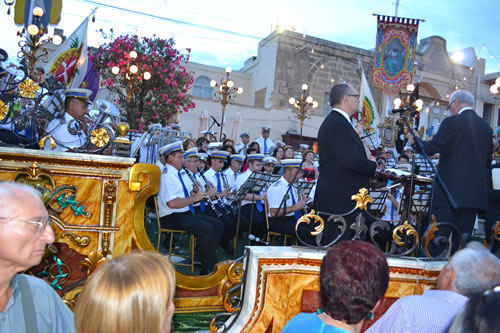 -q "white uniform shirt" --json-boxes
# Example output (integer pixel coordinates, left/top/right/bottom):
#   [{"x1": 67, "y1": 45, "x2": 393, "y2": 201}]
[
  {"x1": 223, "y1": 168, "x2": 240, "y2": 191},
  {"x1": 44, "y1": 113, "x2": 86, "y2": 152},
  {"x1": 235, "y1": 142, "x2": 248, "y2": 155},
  {"x1": 266, "y1": 176, "x2": 298, "y2": 217},
  {"x1": 233, "y1": 169, "x2": 258, "y2": 207},
  {"x1": 158, "y1": 163, "x2": 193, "y2": 217},
  {"x1": 255, "y1": 136, "x2": 275, "y2": 155},
  {"x1": 382, "y1": 189, "x2": 402, "y2": 224},
  {"x1": 203, "y1": 168, "x2": 230, "y2": 204}
]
